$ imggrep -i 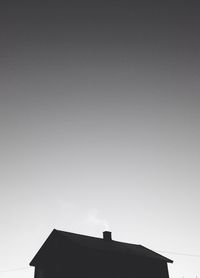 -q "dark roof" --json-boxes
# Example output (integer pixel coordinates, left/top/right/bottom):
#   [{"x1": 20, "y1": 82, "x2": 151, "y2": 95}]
[{"x1": 30, "y1": 229, "x2": 173, "y2": 266}]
